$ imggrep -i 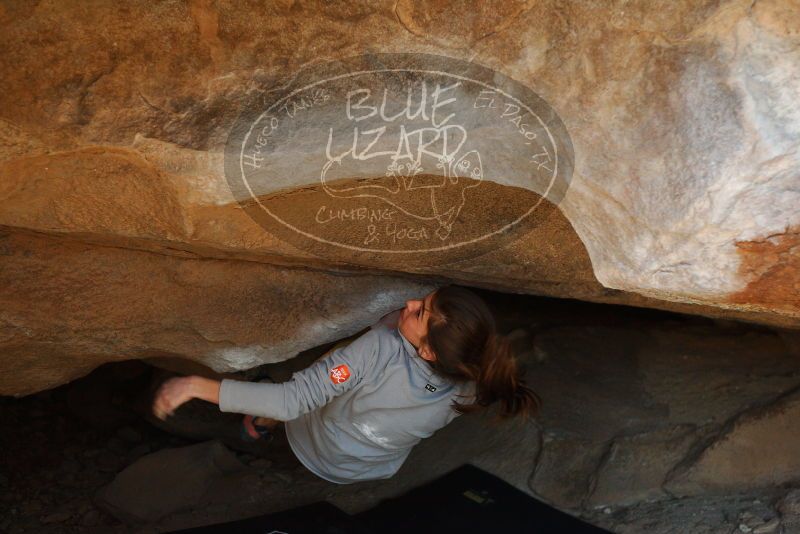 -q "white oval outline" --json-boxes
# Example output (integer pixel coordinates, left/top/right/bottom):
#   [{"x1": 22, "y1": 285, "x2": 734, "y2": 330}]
[{"x1": 237, "y1": 67, "x2": 562, "y2": 254}]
